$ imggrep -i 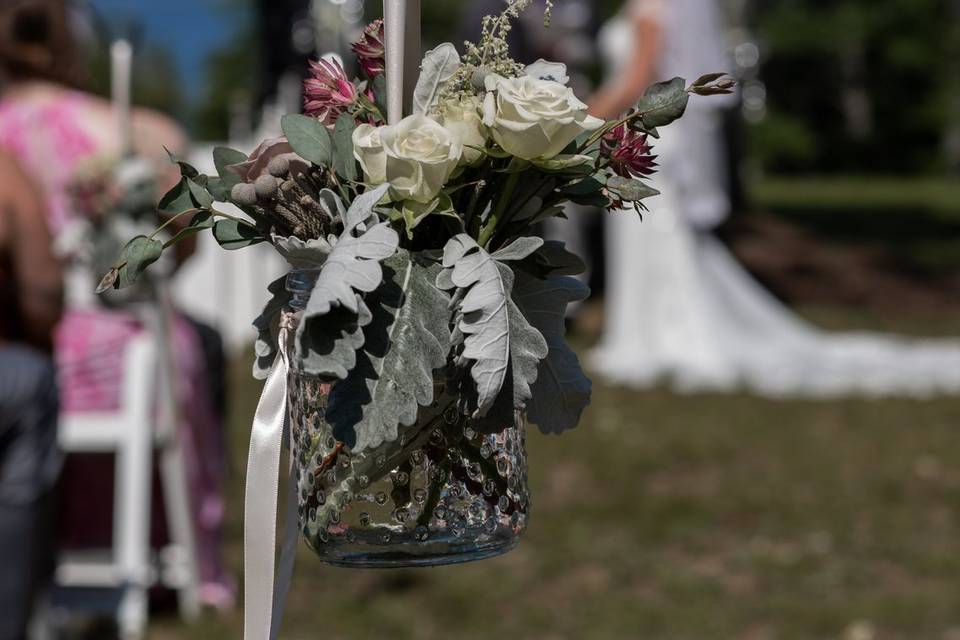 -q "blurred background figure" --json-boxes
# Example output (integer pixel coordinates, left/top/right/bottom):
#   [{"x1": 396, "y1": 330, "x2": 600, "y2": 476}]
[
  {"x1": 0, "y1": 152, "x2": 63, "y2": 640},
  {"x1": 587, "y1": 0, "x2": 960, "y2": 397},
  {"x1": 0, "y1": 0, "x2": 234, "y2": 620}
]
